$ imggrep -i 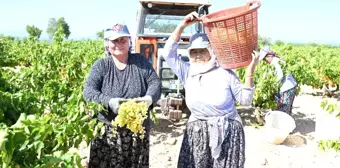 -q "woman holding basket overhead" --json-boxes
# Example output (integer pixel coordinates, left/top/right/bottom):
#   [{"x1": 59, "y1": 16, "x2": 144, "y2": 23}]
[{"x1": 163, "y1": 11, "x2": 261, "y2": 168}]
